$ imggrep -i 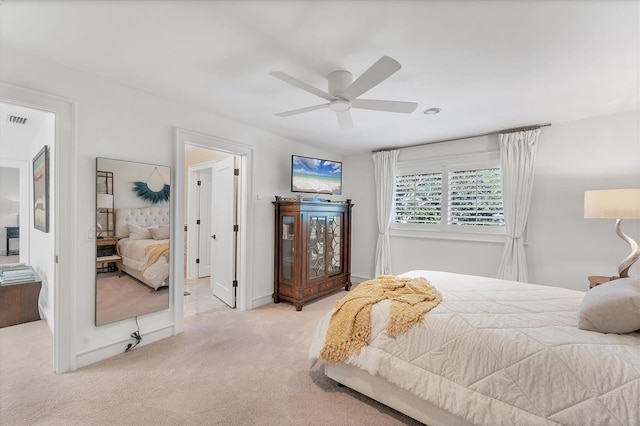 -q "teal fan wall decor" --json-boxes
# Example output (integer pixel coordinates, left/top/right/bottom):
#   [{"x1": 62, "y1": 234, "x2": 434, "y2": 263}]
[{"x1": 133, "y1": 167, "x2": 170, "y2": 204}]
